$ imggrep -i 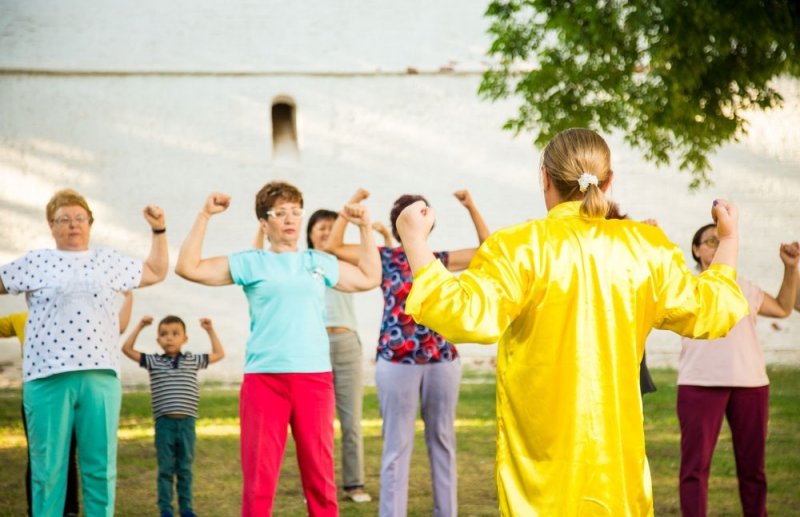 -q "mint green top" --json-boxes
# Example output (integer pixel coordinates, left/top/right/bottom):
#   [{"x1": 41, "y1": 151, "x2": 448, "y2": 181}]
[{"x1": 229, "y1": 249, "x2": 339, "y2": 373}]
